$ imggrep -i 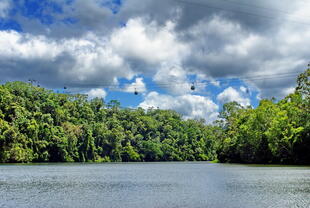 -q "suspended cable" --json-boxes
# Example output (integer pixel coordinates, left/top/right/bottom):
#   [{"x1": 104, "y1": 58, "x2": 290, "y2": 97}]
[
  {"x1": 218, "y1": 0, "x2": 310, "y2": 19},
  {"x1": 63, "y1": 72, "x2": 301, "y2": 93},
  {"x1": 174, "y1": 0, "x2": 310, "y2": 26}
]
